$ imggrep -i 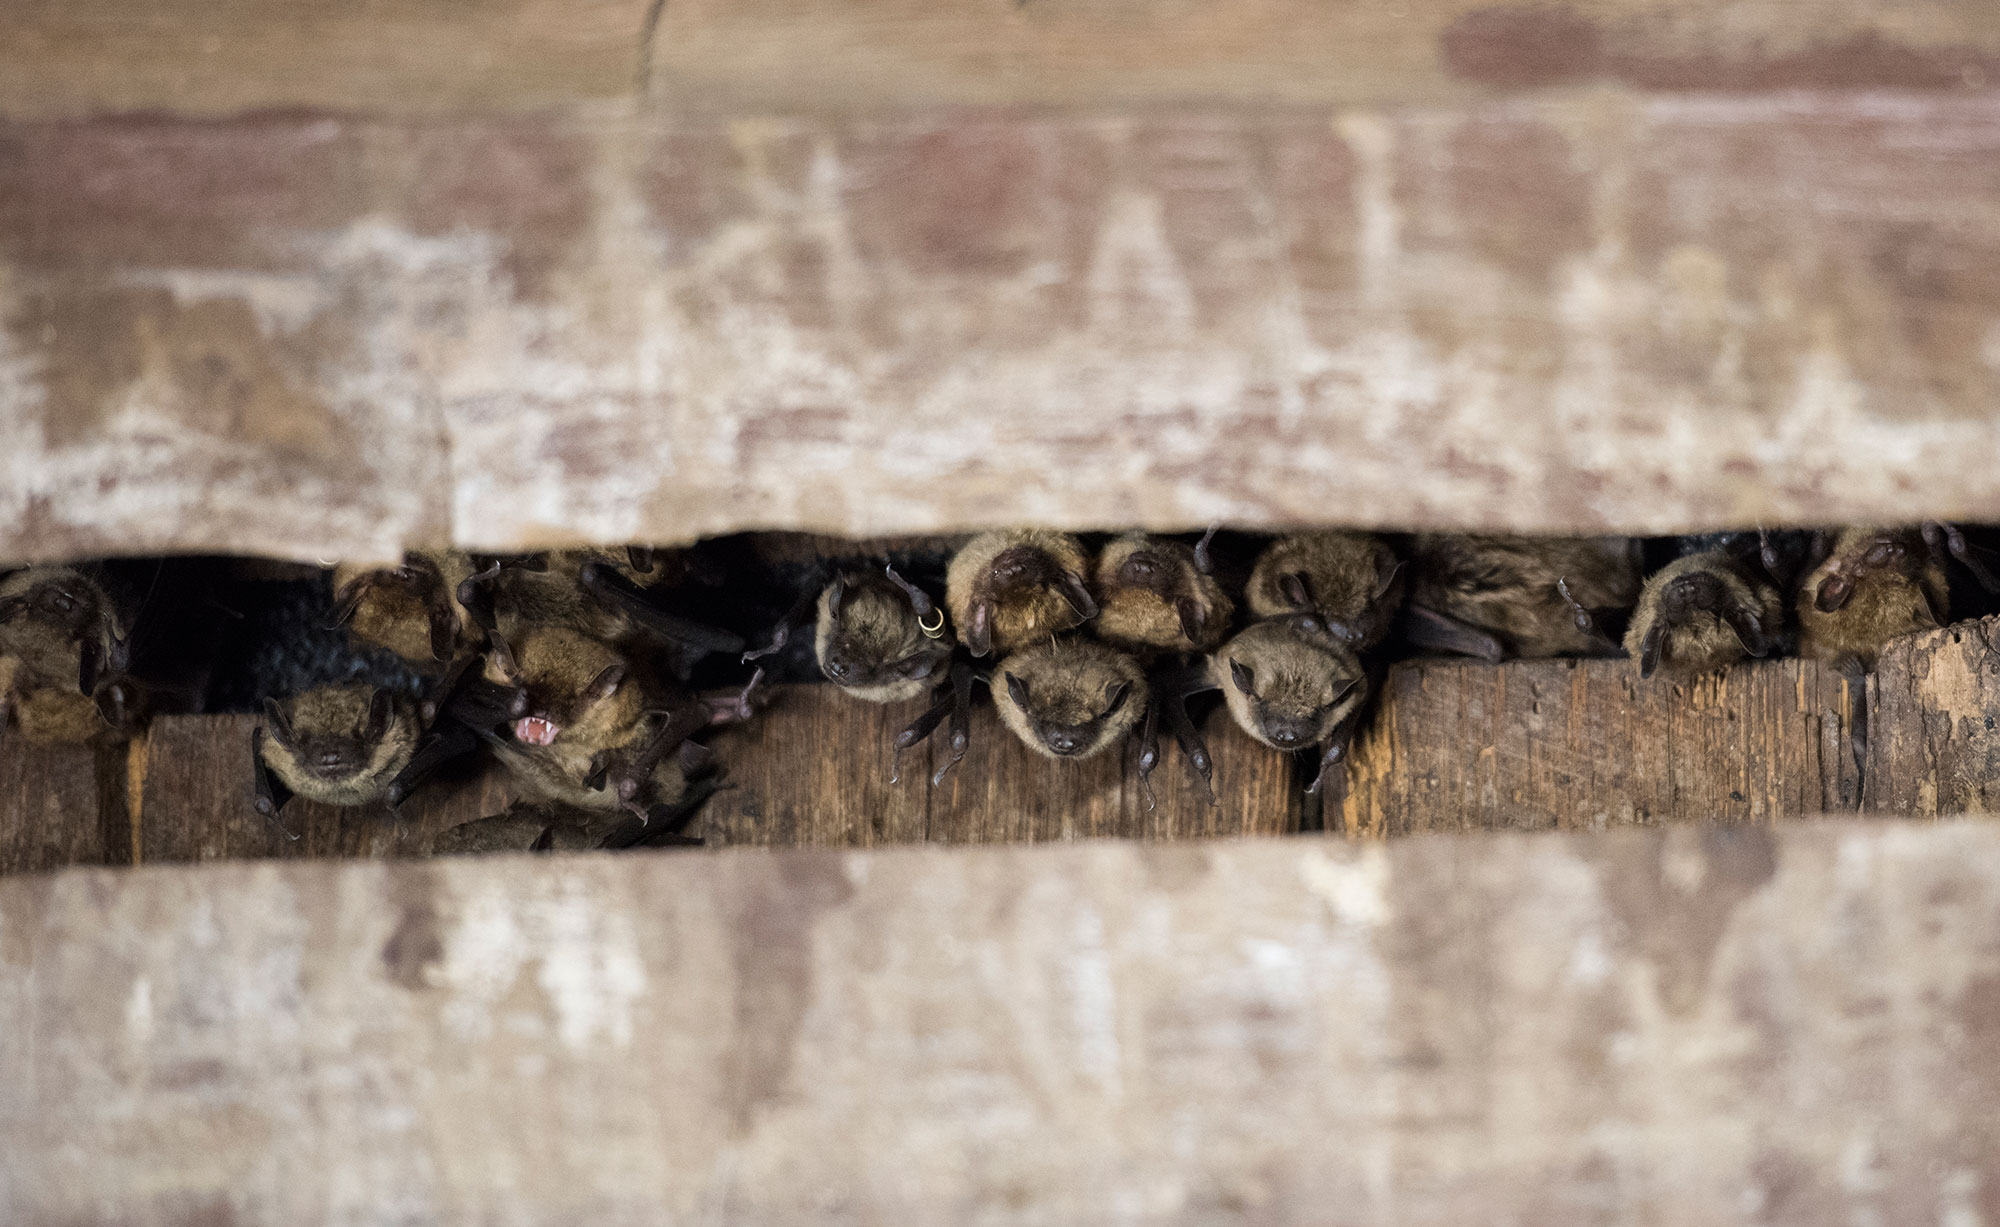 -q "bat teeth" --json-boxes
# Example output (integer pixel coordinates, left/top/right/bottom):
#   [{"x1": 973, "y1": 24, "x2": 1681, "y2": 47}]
[{"x1": 513, "y1": 716, "x2": 563, "y2": 746}]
